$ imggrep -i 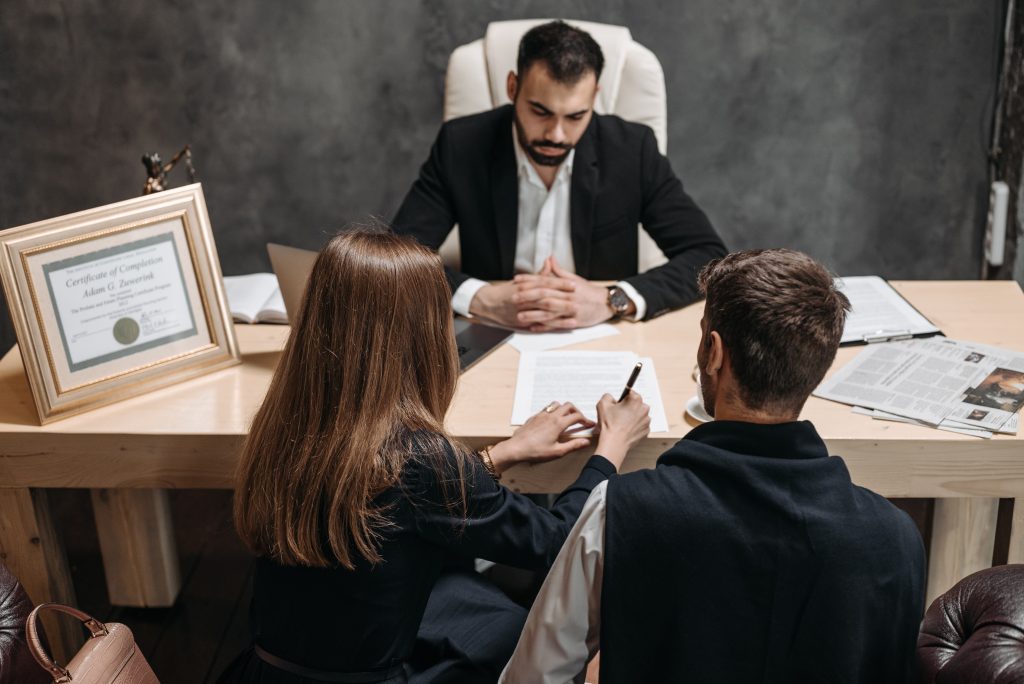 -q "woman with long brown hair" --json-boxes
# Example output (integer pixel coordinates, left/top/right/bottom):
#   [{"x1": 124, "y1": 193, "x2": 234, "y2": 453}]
[{"x1": 220, "y1": 228, "x2": 650, "y2": 684}]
